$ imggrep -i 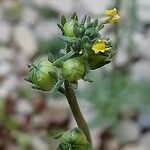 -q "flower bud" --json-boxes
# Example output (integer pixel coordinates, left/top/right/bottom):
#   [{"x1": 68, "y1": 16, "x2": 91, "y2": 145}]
[
  {"x1": 60, "y1": 128, "x2": 88, "y2": 145},
  {"x1": 63, "y1": 19, "x2": 76, "y2": 37},
  {"x1": 62, "y1": 57, "x2": 85, "y2": 82},
  {"x1": 104, "y1": 8, "x2": 120, "y2": 24},
  {"x1": 26, "y1": 58, "x2": 57, "y2": 91}
]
